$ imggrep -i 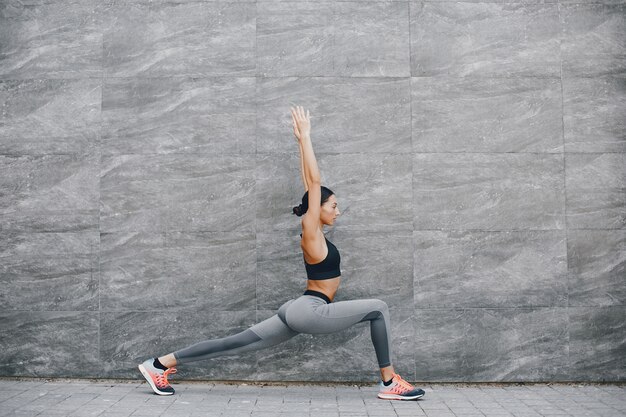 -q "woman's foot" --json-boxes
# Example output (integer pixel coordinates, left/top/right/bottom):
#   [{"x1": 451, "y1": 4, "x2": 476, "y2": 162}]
[
  {"x1": 138, "y1": 358, "x2": 177, "y2": 395},
  {"x1": 378, "y1": 372, "x2": 425, "y2": 400}
]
